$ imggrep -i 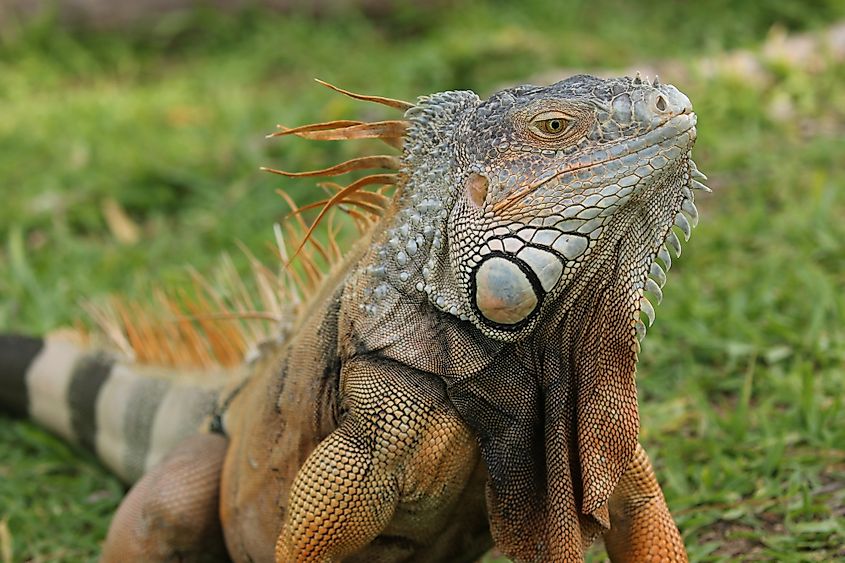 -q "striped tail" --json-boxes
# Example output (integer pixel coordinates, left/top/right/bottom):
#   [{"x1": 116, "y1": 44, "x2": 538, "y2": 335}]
[{"x1": 0, "y1": 334, "x2": 234, "y2": 483}]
